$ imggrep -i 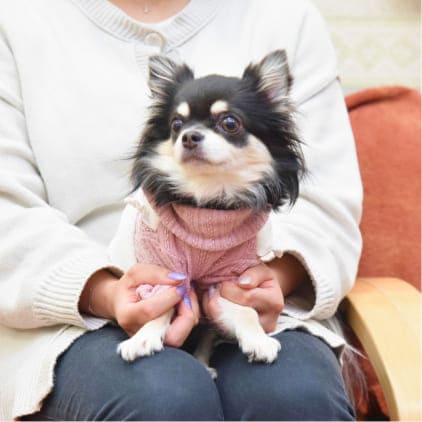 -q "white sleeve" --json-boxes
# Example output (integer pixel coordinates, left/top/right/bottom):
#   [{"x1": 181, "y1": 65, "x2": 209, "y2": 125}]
[
  {"x1": 0, "y1": 30, "x2": 120, "y2": 330},
  {"x1": 108, "y1": 203, "x2": 138, "y2": 273},
  {"x1": 269, "y1": 2, "x2": 363, "y2": 320}
]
